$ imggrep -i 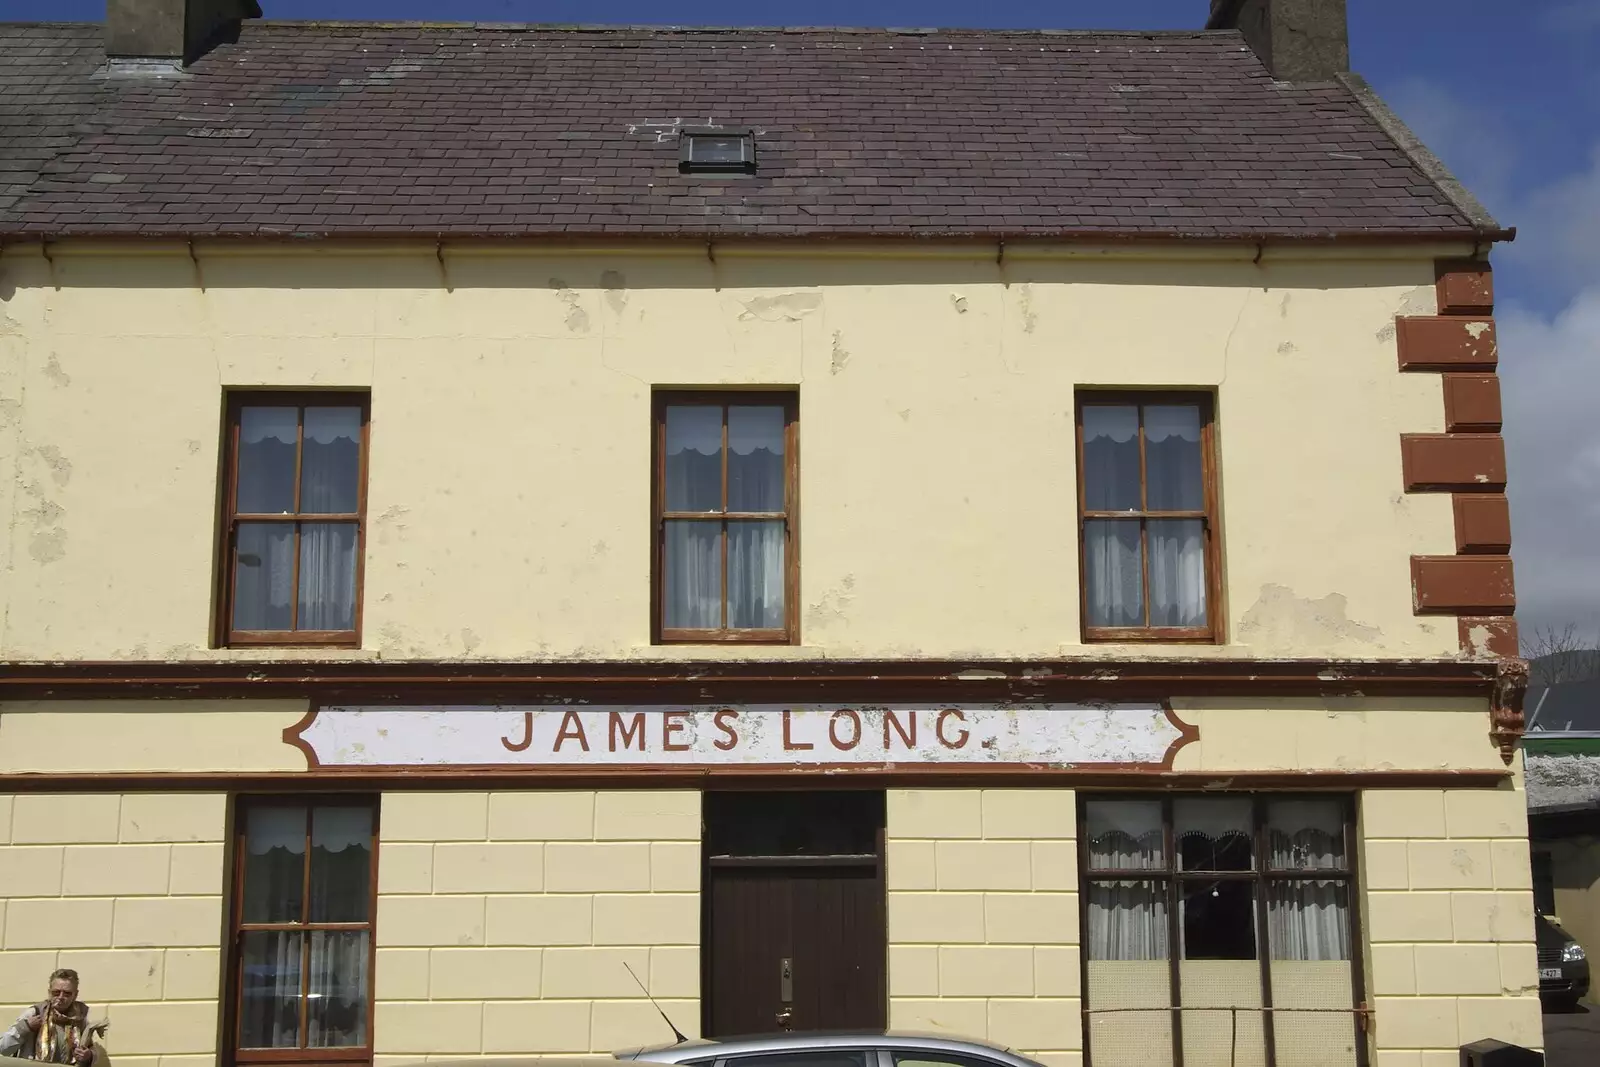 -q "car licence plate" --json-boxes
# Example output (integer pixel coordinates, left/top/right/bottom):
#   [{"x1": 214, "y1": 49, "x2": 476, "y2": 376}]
[{"x1": 1541, "y1": 967, "x2": 1564, "y2": 980}]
